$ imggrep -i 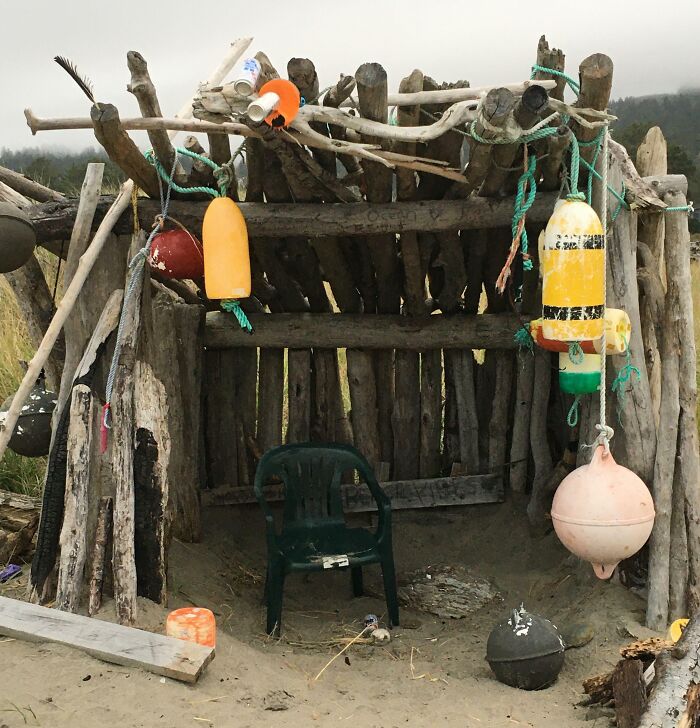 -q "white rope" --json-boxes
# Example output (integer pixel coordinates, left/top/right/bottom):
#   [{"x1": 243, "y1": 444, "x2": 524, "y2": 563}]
[{"x1": 595, "y1": 123, "x2": 614, "y2": 452}]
